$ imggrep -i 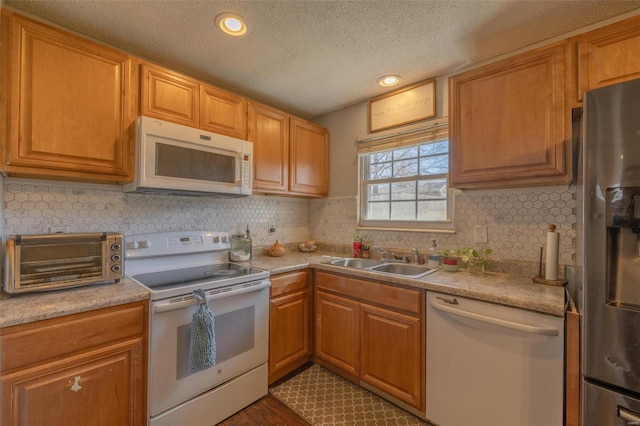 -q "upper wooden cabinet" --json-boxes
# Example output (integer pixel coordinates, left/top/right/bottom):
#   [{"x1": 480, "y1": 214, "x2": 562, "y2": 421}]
[
  {"x1": 449, "y1": 41, "x2": 571, "y2": 189},
  {"x1": 574, "y1": 14, "x2": 640, "y2": 101},
  {"x1": 248, "y1": 101, "x2": 290, "y2": 193},
  {"x1": 140, "y1": 63, "x2": 199, "y2": 128},
  {"x1": 0, "y1": 10, "x2": 135, "y2": 183},
  {"x1": 140, "y1": 62, "x2": 247, "y2": 139},
  {"x1": 200, "y1": 84, "x2": 247, "y2": 139},
  {"x1": 289, "y1": 117, "x2": 329, "y2": 196},
  {"x1": 249, "y1": 102, "x2": 329, "y2": 197}
]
